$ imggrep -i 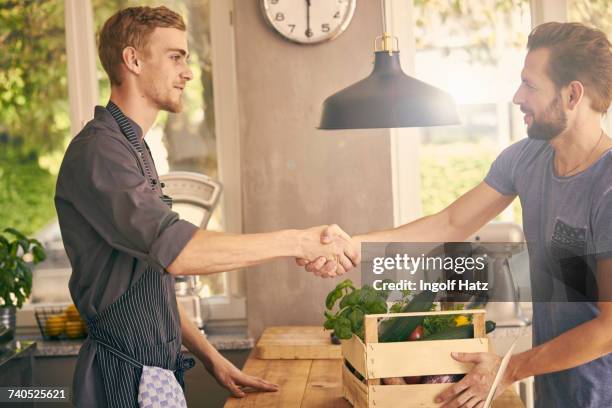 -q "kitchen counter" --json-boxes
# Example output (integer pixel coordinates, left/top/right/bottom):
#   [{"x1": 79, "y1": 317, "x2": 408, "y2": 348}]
[
  {"x1": 0, "y1": 340, "x2": 36, "y2": 367},
  {"x1": 16, "y1": 330, "x2": 254, "y2": 357},
  {"x1": 224, "y1": 327, "x2": 524, "y2": 408},
  {"x1": 0, "y1": 340, "x2": 37, "y2": 390}
]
